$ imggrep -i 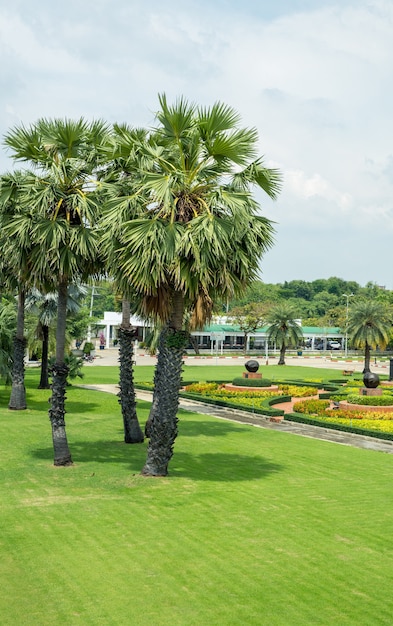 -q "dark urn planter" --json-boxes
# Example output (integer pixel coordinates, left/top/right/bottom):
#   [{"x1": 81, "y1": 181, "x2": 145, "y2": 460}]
[
  {"x1": 363, "y1": 372, "x2": 380, "y2": 388},
  {"x1": 245, "y1": 359, "x2": 259, "y2": 373}
]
